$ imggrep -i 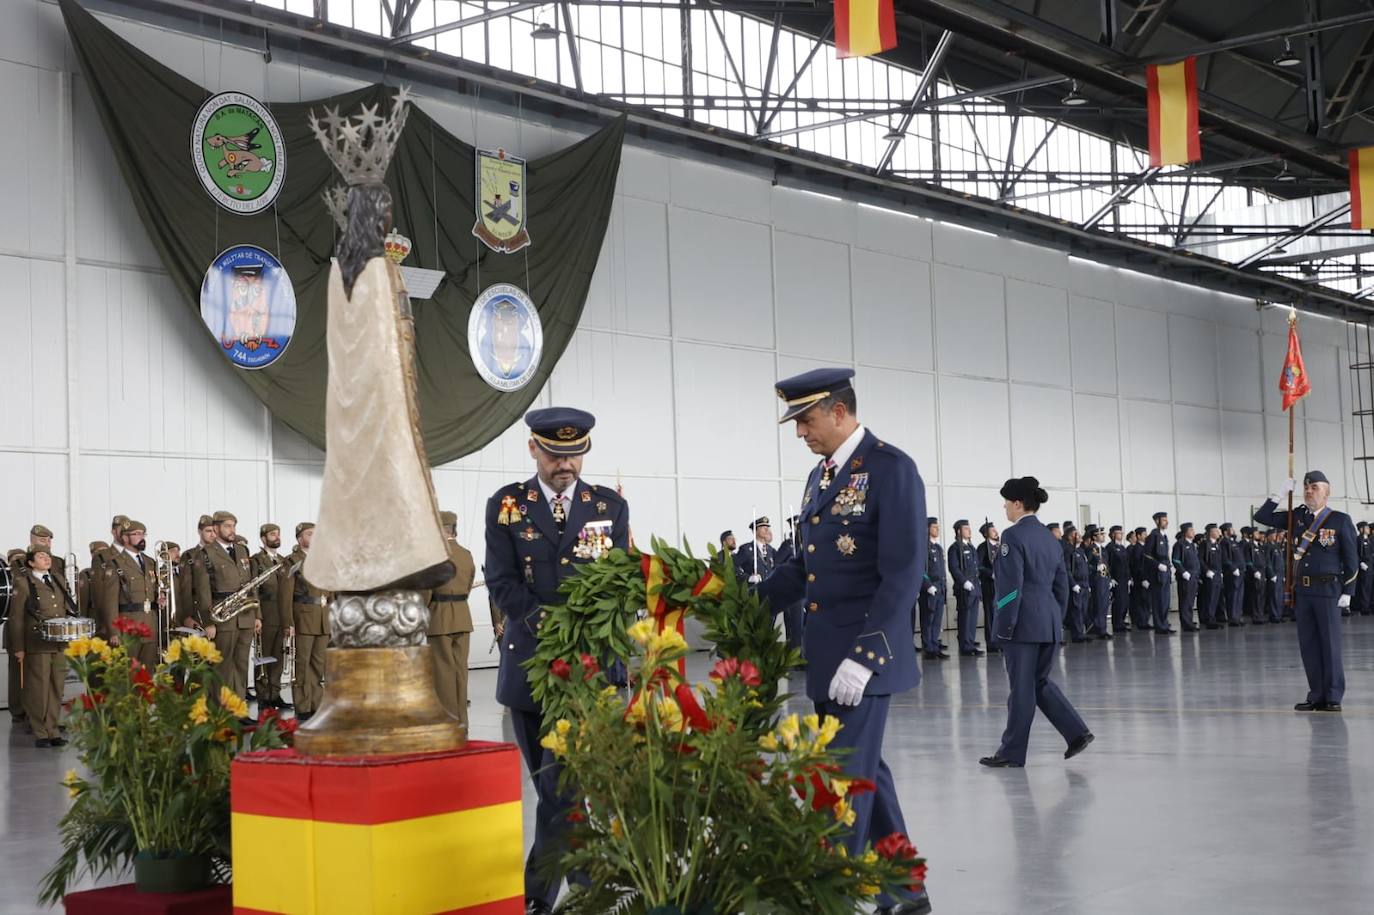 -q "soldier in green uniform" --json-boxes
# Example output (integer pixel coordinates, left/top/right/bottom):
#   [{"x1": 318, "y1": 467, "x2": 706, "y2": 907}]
[
  {"x1": 421, "y1": 510, "x2": 477, "y2": 729},
  {"x1": 193, "y1": 510, "x2": 260, "y2": 710},
  {"x1": 286, "y1": 523, "x2": 330, "y2": 721},
  {"x1": 27, "y1": 525, "x2": 67, "y2": 583},
  {"x1": 90, "y1": 515, "x2": 130, "y2": 579},
  {"x1": 180, "y1": 515, "x2": 216, "y2": 631},
  {"x1": 97, "y1": 520, "x2": 160, "y2": 669},
  {"x1": 77, "y1": 541, "x2": 108, "y2": 615},
  {"x1": 7, "y1": 547, "x2": 75, "y2": 747},
  {"x1": 252, "y1": 524, "x2": 288, "y2": 709},
  {"x1": 5, "y1": 548, "x2": 29, "y2": 726}
]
